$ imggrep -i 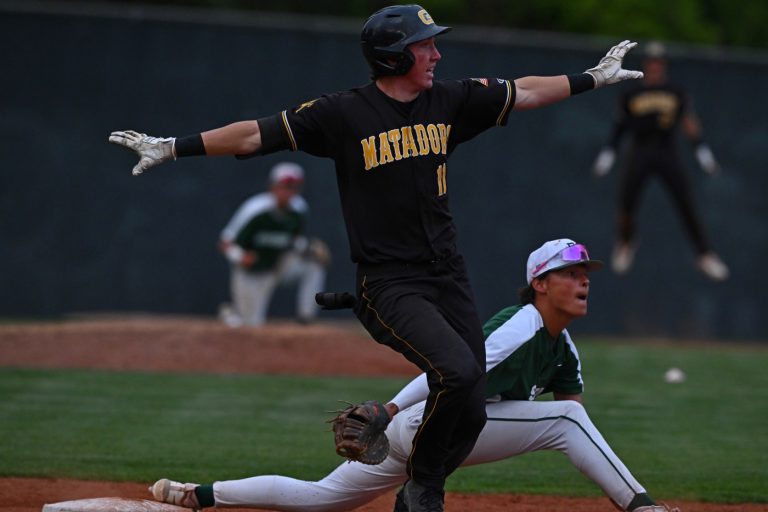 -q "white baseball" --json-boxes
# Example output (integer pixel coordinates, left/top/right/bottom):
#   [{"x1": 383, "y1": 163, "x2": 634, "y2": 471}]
[{"x1": 664, "y1": 367, "x2": 686, "y2": 383}]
